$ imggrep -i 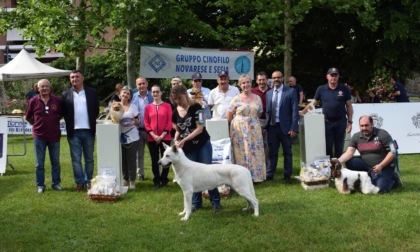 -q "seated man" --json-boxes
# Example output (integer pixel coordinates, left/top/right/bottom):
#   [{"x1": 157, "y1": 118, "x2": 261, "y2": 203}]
[{"x1": 336, "y1": 115, "x2": 402, "y2": 193}]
